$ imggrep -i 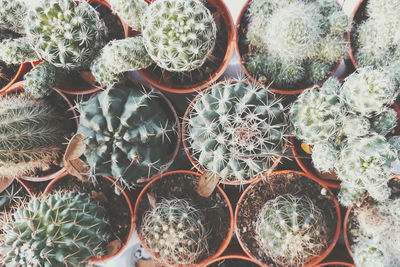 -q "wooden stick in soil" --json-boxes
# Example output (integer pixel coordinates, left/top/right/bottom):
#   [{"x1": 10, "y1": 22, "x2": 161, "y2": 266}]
[{"x1": 196, "y1": 171, "x2": 220, "y2": 198}]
